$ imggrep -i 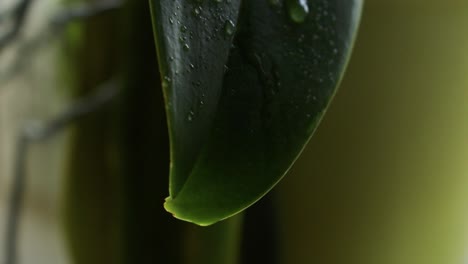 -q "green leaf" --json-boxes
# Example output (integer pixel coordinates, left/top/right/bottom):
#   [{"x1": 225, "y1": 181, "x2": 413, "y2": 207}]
[
  {"x1": 151, "y1": 0, "x2": 363, "y2": 226},
  {"x1": 150, "y1": 0, "x2": 242, "y2": 198}
]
